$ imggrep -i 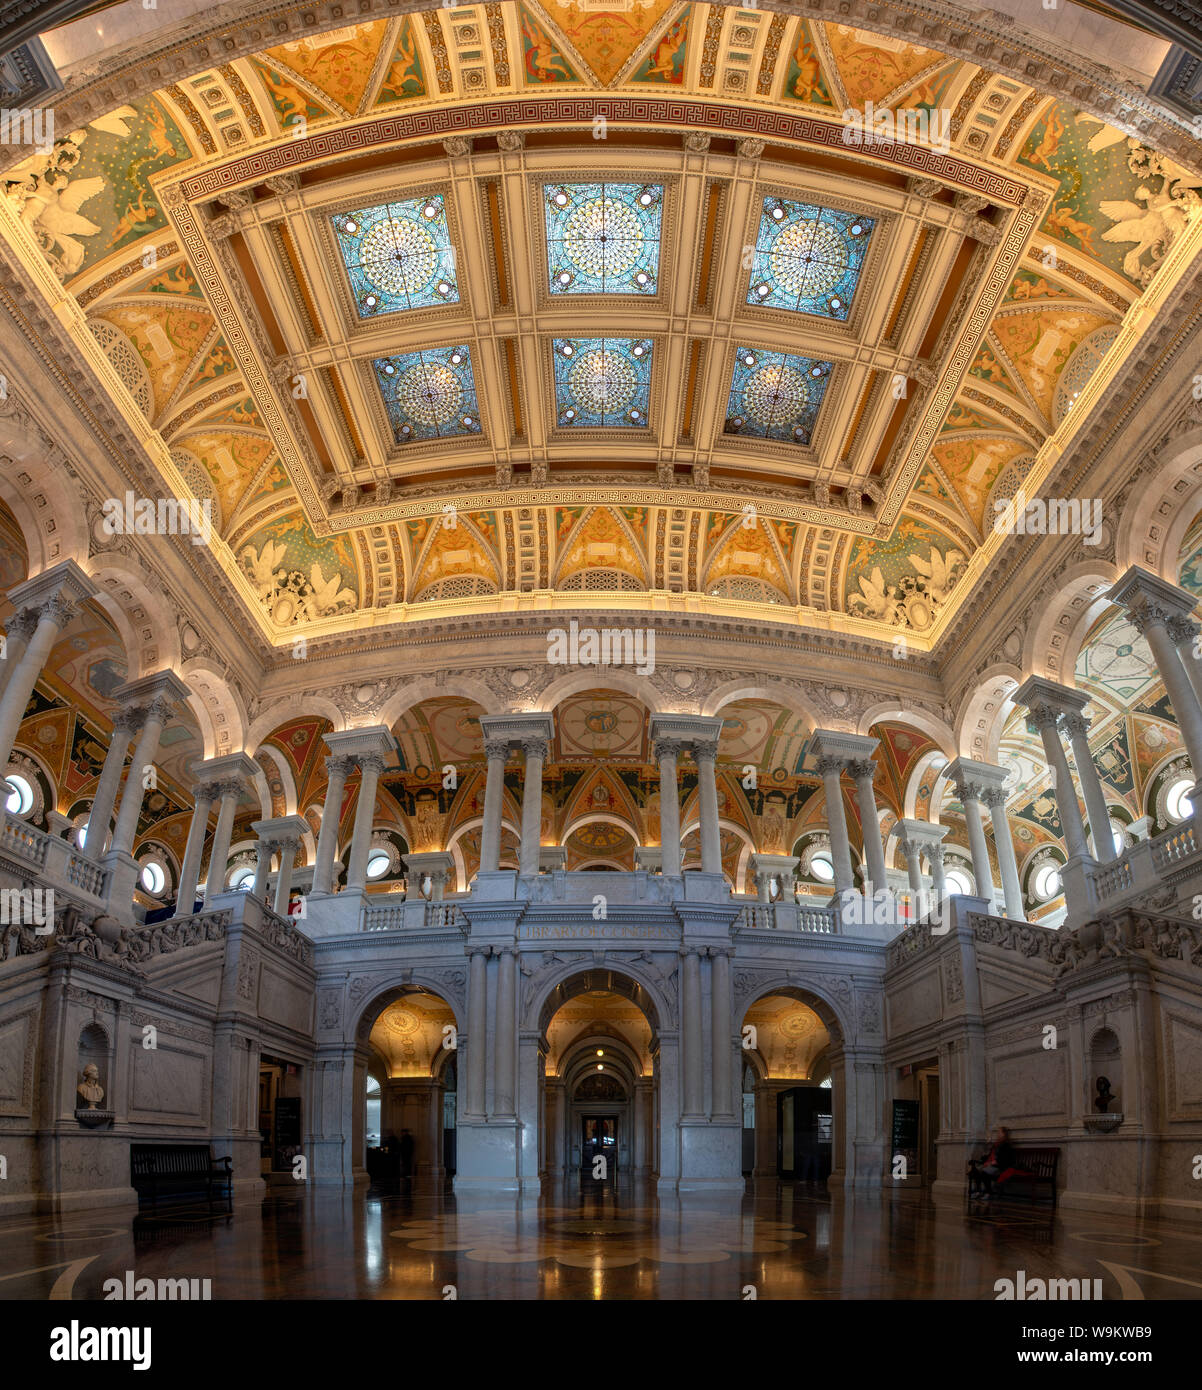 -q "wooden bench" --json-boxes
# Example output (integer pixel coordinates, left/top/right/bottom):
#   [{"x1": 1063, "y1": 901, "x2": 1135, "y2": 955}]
[
  {"x1": 968, "y1": 1145, "x2": 1060, "y2": 1206},
  {"x1": 130, "y1": 1144, "x2": 233, "y2": 1211}
]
